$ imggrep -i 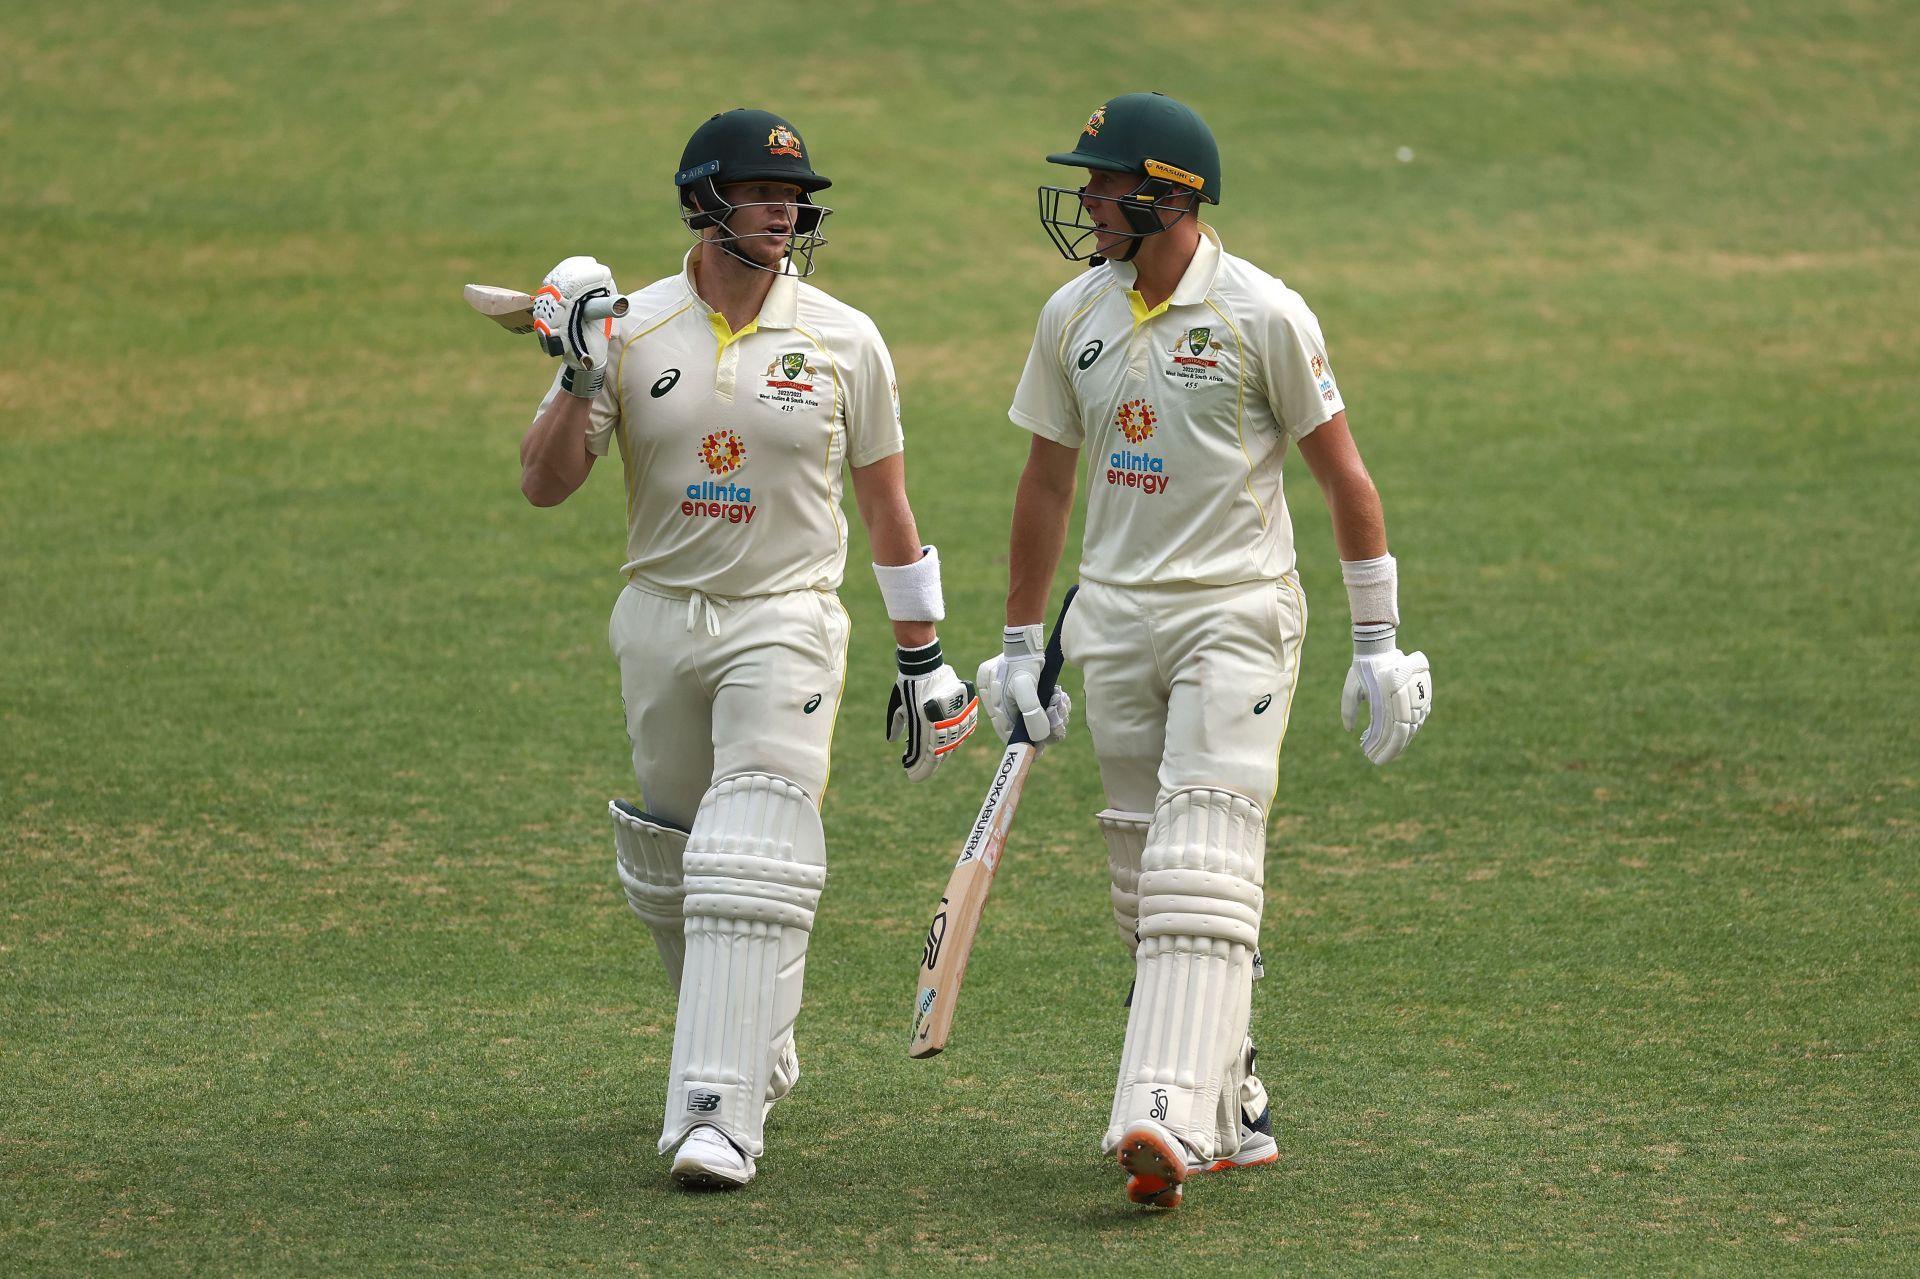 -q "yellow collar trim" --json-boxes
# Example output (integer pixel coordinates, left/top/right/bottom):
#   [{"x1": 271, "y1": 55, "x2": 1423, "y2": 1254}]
[
  {"x1": 1127, "y1": 291, "x2": 1170, "y2": 327},
  {"x1": 708, "y1": 311, "x2": 760, "y2": 351}
]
